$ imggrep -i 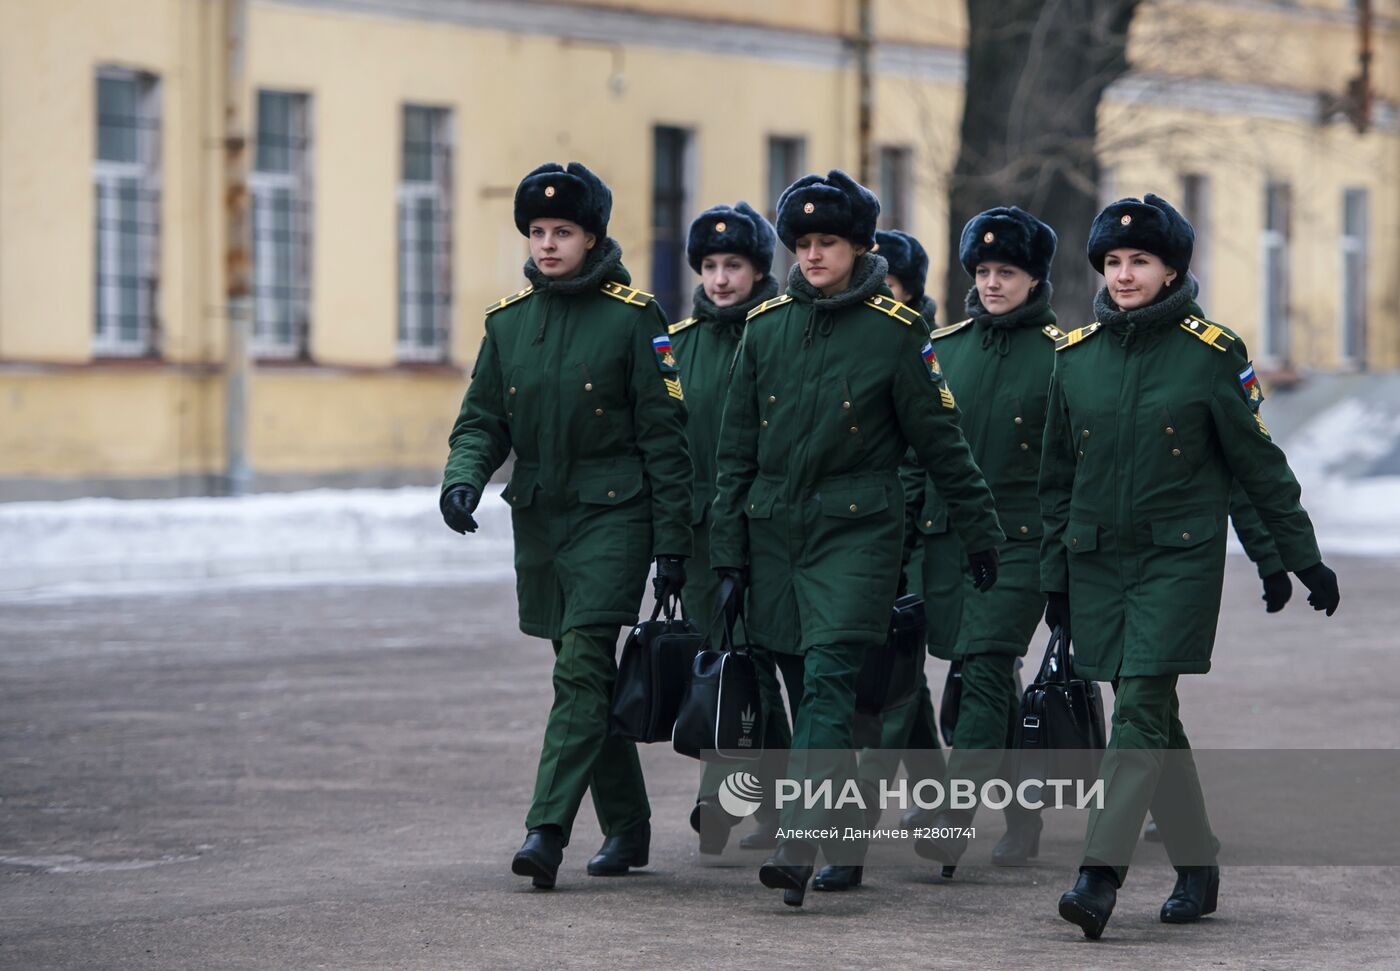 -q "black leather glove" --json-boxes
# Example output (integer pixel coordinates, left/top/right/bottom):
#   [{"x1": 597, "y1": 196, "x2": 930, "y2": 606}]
[
  {"x1": 439, "y1": 484, "x2": 480, "y2": 534},
  {"x1": 714, "y1": 567, "x2": 748, "y2": 628},
  {"x1": 1045, "y1": 591, "x2": 1071, "y2": 638},
  {"x1": 967, "y1": 548, "x2": 999, "y2": 592},
  {"x1": 653, "y1": 555, "x2": 687, "y2": 601},
  {"x1": 896, "y1": 570, "x2": 911, "y2": 598},
  {"x1": 1294, "y1": 561, "x2": 1340, "y2": 616},
  {"x1": 1261, "y1": 571, "x2": 1293, "y2": 613}
]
